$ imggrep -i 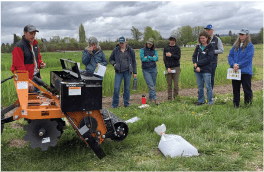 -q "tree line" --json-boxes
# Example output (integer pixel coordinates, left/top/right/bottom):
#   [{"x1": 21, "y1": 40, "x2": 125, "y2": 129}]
[{"x1": 1, "y1": 24, "x2": 263, "y2": 53}]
